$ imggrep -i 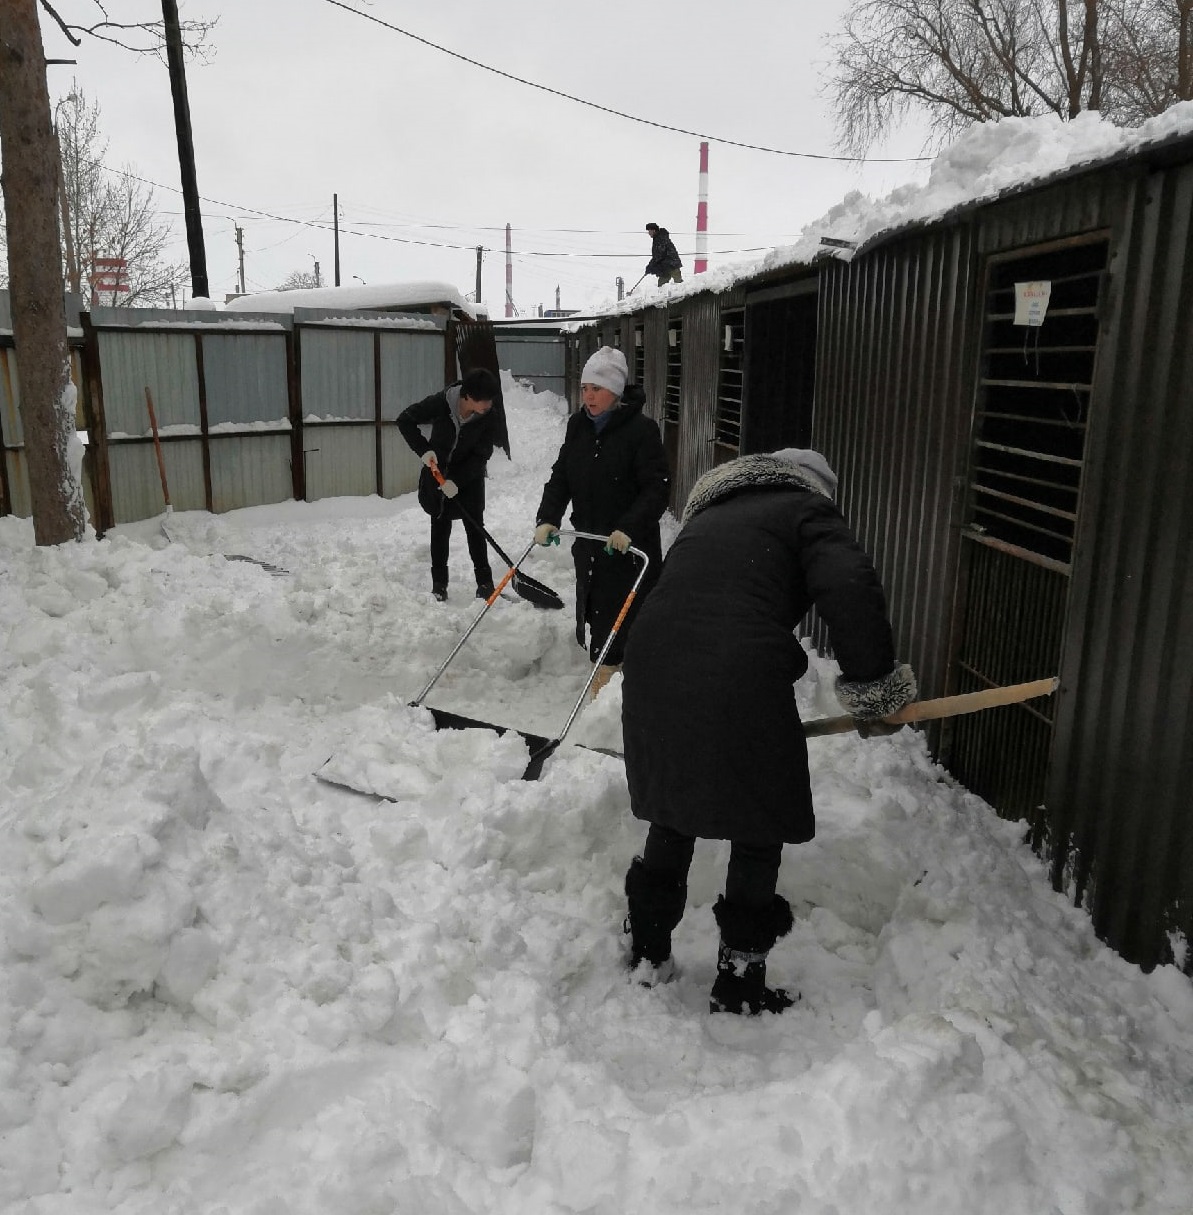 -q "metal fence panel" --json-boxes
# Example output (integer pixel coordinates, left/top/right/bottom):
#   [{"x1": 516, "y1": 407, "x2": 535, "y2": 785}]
[
  {"x1": 381, "y1": 425, "x2": 422, "y2": 500},
  {"x1": 495, "y1": 332, "x2": 566, "y2": 395},
  {"x1": 299, "y1": 328, "x2": 375, "y2": 420},
  {"x1": 210, "y1": 434, "x2": 295, "y2": 512},
  {"x1": 109, "y1": 438, "x2": 206, "y2": 520},
  {"x1": 302, "y1": 425, "x2": 377, "y2": 501},
  {"x1": 99, "y1": 331, "x2": 198, "y2": 434},
  {"x1": 203, "y1": 333, "x2": 290, "y2": 427},
  {"x1": 380, "y1": 331, "x2": 443, "y2": 420}
]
